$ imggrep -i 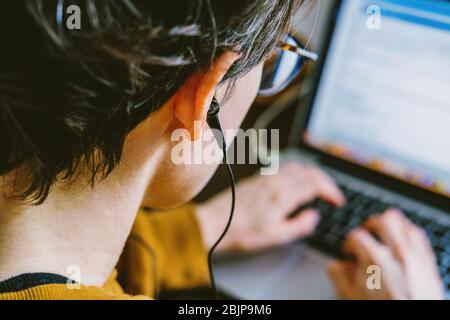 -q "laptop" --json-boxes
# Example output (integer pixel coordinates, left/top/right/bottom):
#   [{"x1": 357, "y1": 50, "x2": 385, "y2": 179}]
[{"x1": 215, "y1": 0, "x2": 450, "y2": 299}]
